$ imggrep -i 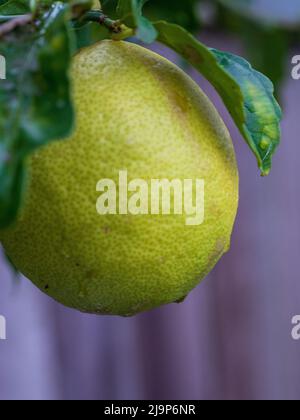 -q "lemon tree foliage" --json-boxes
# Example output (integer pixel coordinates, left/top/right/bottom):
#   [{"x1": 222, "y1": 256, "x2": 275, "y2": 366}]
[
  {"x1": 0, "y1": 0, "x2": 282, "y2": 228},
  {"x1": 0, "y1": 0, "x2": 30, "y2": 14},
  {"x1": 116, "y1": 0, "x2": 157, "y2": 43},
  {"x1": 115, "y1": 2, "x2": 281, "y2": 175},
  {"x1": 154, "y1": 22, "x2": 282, "y2": 175},
  {"x1": 0, "y1": 2, "x2": 74, "y2": 228},
  {"x1": 211, "y1": 49, "x2": 282, "y2": 175}
]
